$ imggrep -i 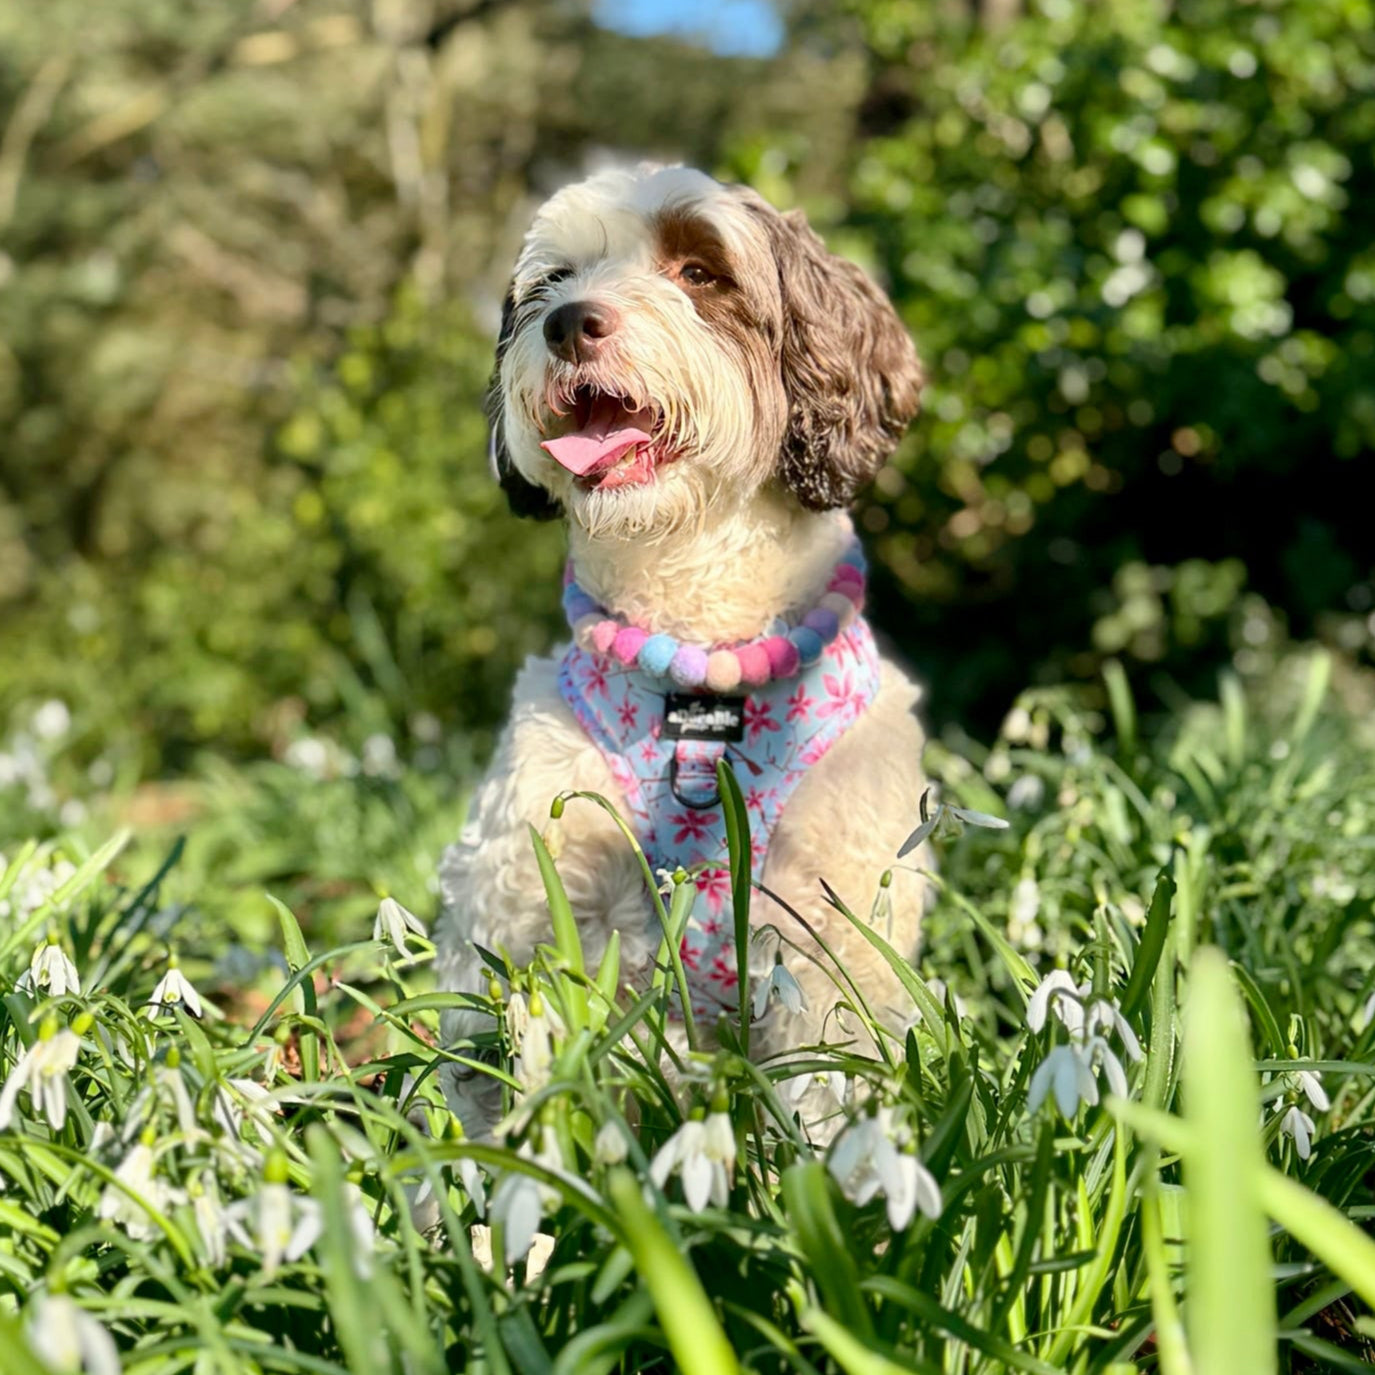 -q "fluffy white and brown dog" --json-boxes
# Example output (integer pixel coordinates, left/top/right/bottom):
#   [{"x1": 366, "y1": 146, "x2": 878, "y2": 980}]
[{"x1": 434, "y1": 164, "x2": 929, "y2": 1131}]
